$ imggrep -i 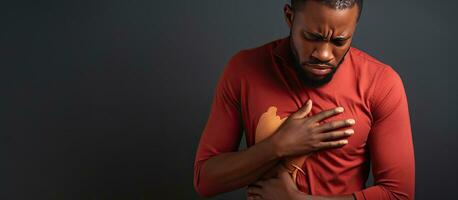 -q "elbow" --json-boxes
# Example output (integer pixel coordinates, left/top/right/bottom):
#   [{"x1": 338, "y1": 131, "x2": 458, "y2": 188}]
[
  {"x1": 389, "y1": 190, "x2": 414, "y2": 200},
  {"x1": 193, "y1": 180, "x2": 208, "y2": 198},
  {"x1": 370, "y1": 168, "x2": 415, "y2": 199},
  {"x1": 387, "y1": 190, "x2": 413, "y2": 200},
  {"x1": 387, "y1": 180, "x2": 415, "y2": 200},
  {"x1": 194, "y1": 179, "x2": 215, "y2": 198},
  {"x1": 194, "y1": 173, "x2": 220, "y2": 198},
  {"x1": 194, "y1": 161, "x2": 217, "y2": 198},
  {"x1": 359, "y1": 183, "x2": 414, "y2": 200},
  {"x1": 379, "y1": 185, "x2": 415, "y2": 200}
]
